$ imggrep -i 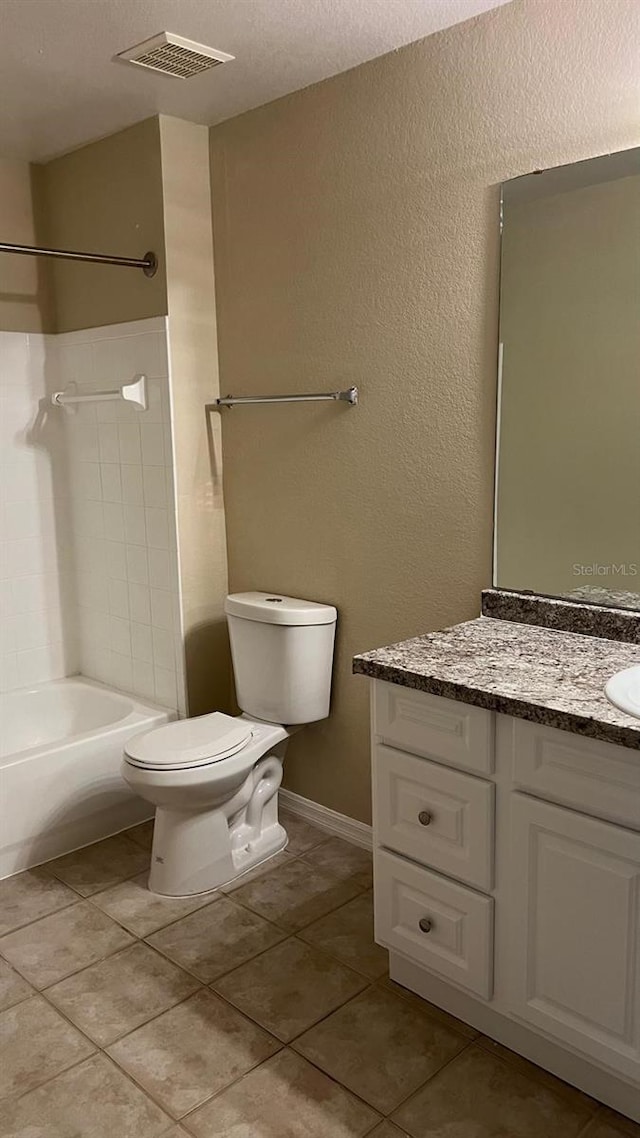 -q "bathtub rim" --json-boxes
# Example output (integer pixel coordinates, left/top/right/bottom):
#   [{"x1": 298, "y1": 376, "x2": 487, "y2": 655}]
[{"x1": 0, "y1": 674, "x2": 176, "y2": 768}]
